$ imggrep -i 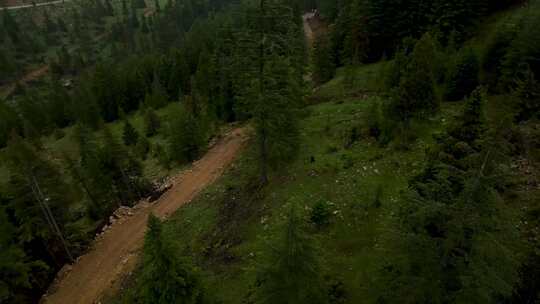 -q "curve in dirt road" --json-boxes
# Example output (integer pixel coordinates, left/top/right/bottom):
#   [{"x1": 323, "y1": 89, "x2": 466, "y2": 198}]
[{"x1": 42, "y1": 127, "x2": 249, "y2": 304}]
